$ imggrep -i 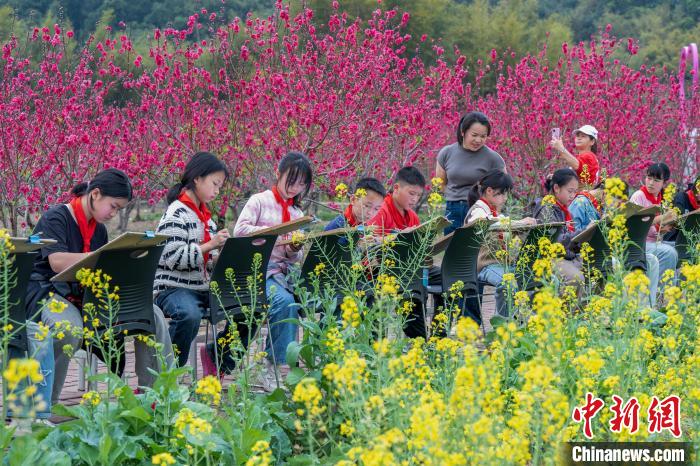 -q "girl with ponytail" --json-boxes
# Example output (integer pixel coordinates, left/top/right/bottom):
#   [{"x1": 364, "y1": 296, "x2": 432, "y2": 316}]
[
  {"x1": 154, "y1": 152, "x2": 230, "y2": 368},
  {"x1": 533, "y1": 168, "x2": 584, "y2": 286},
  {"x1": 203, "y1": 151, "x2": 313, "y2": 390},
  {"x1": 25, "y1": 168, "x2": 172, "y2": 413},
  {"x1": 464, "y1": 169, "x2": 536, "y2": 317}
]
